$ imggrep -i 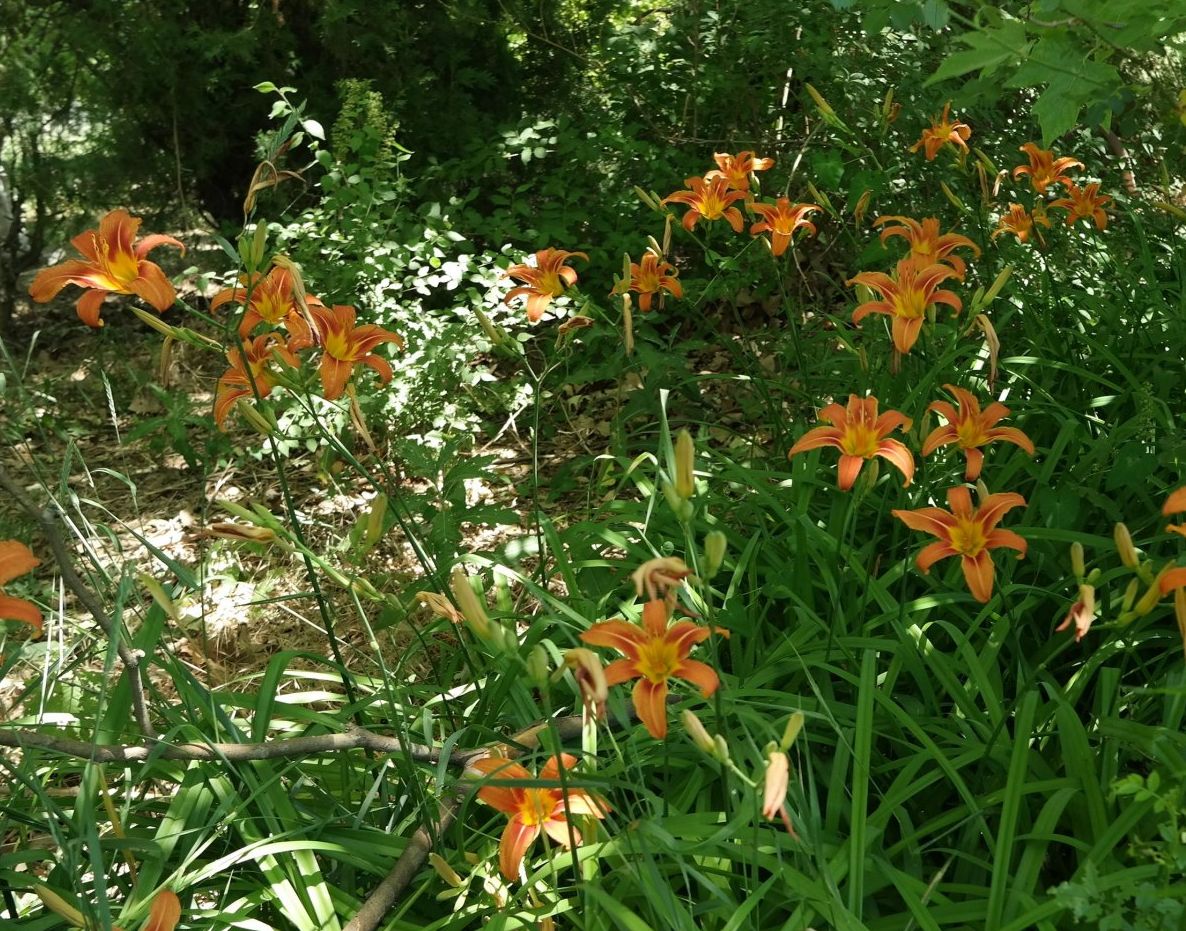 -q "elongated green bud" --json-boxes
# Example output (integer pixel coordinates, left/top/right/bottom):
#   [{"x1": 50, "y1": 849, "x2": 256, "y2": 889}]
[{"x1": 704, "y1": 530, "x2": 727, "y2": 579}]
